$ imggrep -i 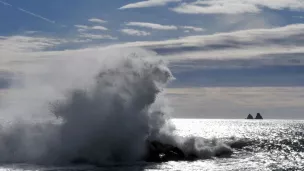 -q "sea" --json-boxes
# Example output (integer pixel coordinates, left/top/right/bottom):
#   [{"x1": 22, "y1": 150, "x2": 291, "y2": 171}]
[{"x1": 0, "y1": 119, "x2": 303, "y2": 171}]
